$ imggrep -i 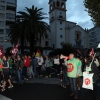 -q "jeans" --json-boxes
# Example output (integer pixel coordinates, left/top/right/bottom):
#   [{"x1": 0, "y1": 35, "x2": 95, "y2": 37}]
[
  {"x1": 69, "y1": 78, "x2": 78, "y2": 96},
  {"x1": 23, "y1": 67, "x2": 28, "y2": 79},
  {"x1": 33, "y1": 64, "x2": 37, "y2": 76},
  {"x1": 28, "y1": 67, "x2": 34, "y2": 78},
  {"x1": 17, "y1": 69, "x2": 23, "y2": 84},
  {"x1": 45, "y1": 67, "x2": 50, "y2": 76},
  {"x1": 62, "y1": 70, "x2": 68, "y2": 85},
  {"x1": 37, "y1": 65, "x2": 42, "y2": 77}
]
